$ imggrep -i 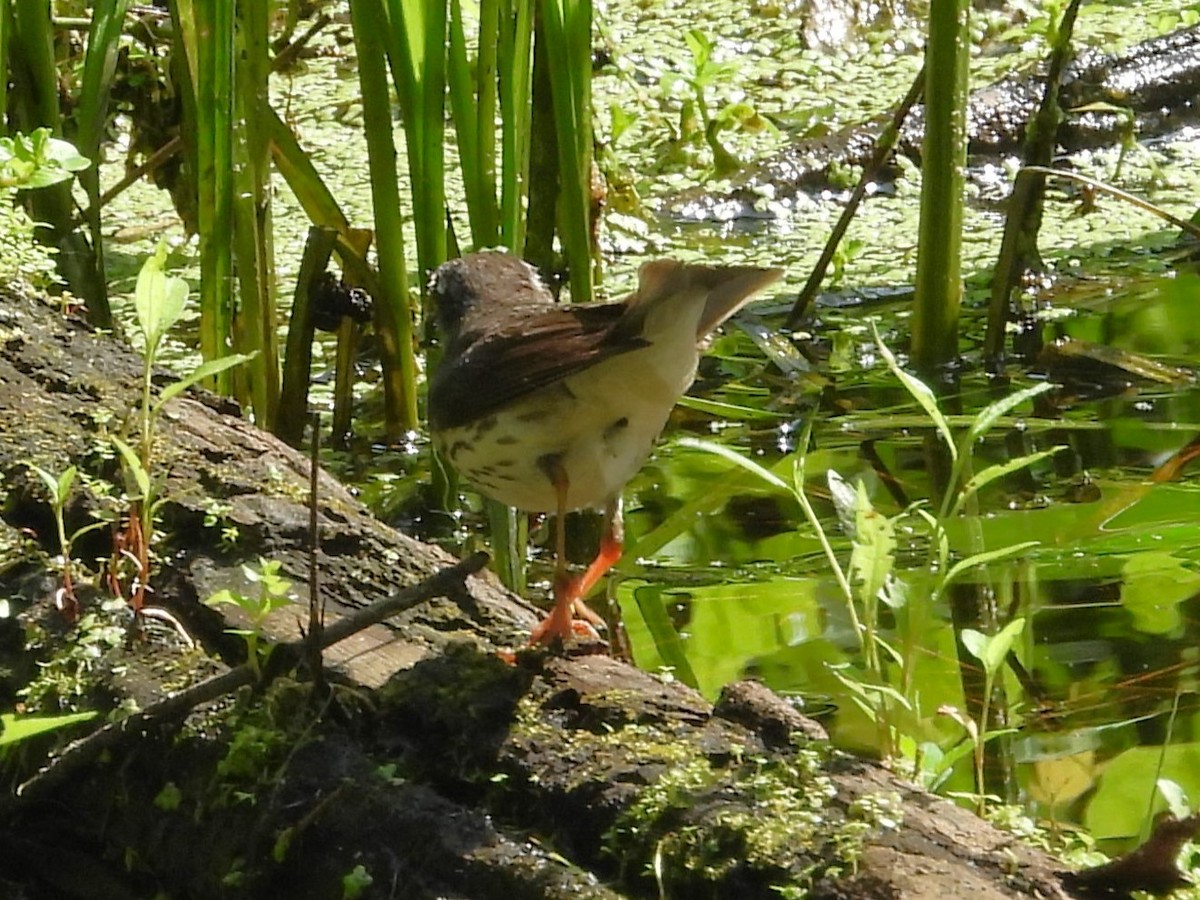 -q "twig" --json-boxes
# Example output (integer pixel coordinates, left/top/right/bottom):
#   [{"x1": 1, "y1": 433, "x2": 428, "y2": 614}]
[
  {"x1": 305, "y1": 413, "x2": 325, "y2": 687},
  {"x1": 785, "y1": 65, "x2": 926, "y2": 328},
  {"x1": 6, "y1": 551, "x2": 490, "y2": 812}
]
